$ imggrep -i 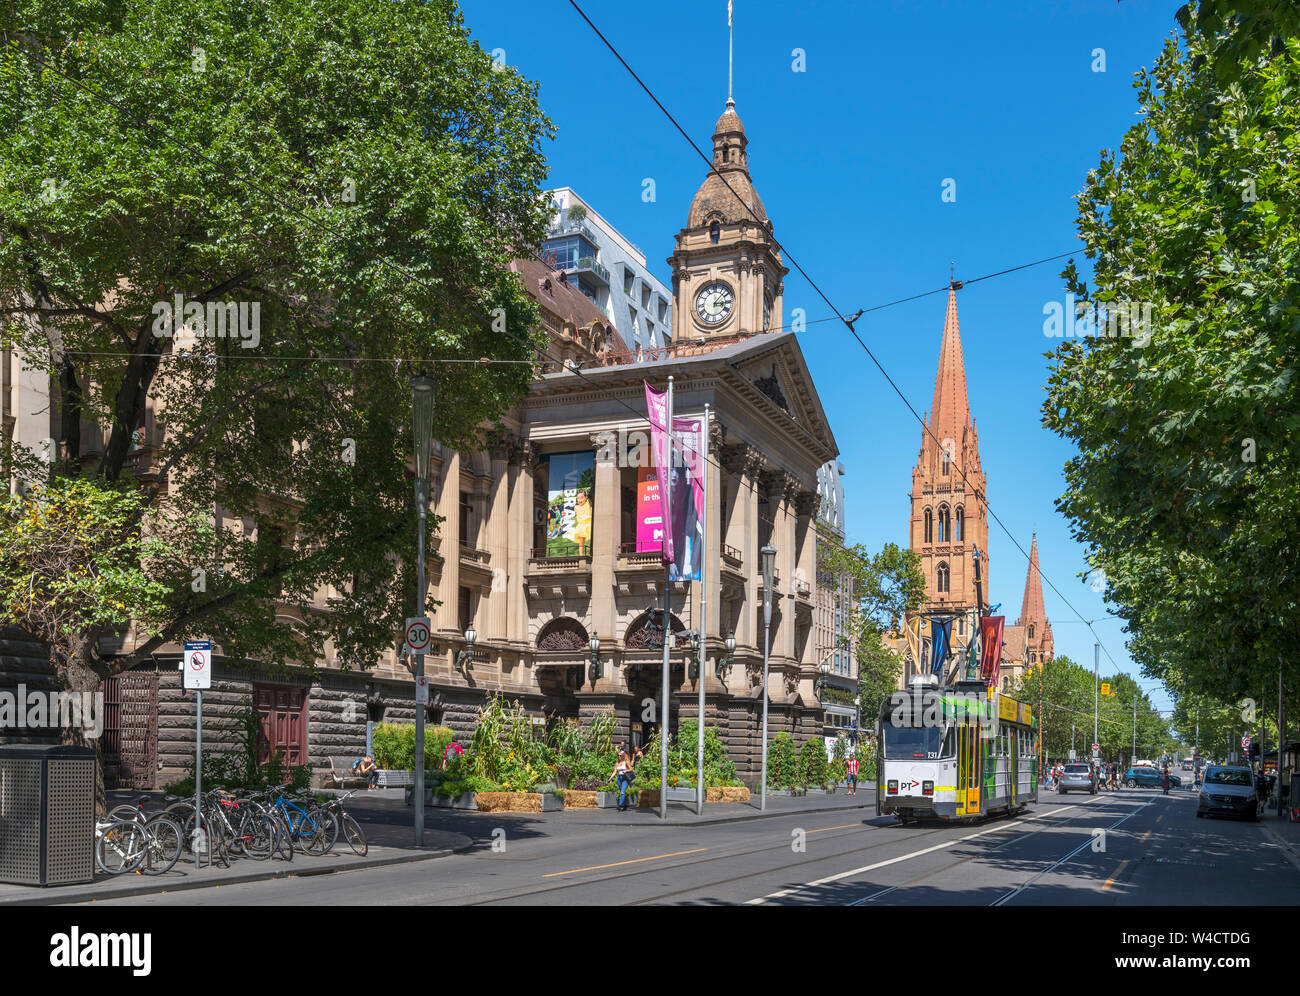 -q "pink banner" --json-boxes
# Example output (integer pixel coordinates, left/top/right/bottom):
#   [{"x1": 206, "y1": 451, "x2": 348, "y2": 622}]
[
  {"x1": 644, "y1": 382, "x2": 673, "y2": 566},
  {"x1": 635, "y1": 465, "x2": 662, "y2": 552},
  {"x1": 669, "y1": 416, "x2": 704, "y2": 581}
]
